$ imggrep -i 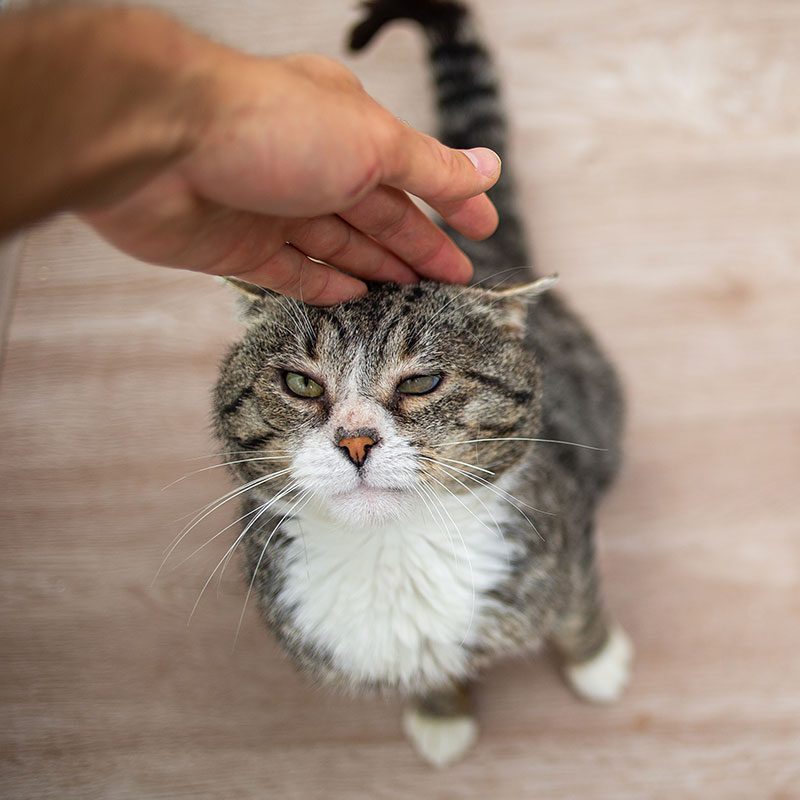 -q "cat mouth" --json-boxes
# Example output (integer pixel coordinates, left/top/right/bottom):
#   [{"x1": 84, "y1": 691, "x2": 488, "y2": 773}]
[
  {"x1": 335, "y1": 484, "x2": 406, "y2": 497},
  {"x1": 324, "y1": 482, "x2": 412, "y2": 524}
]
